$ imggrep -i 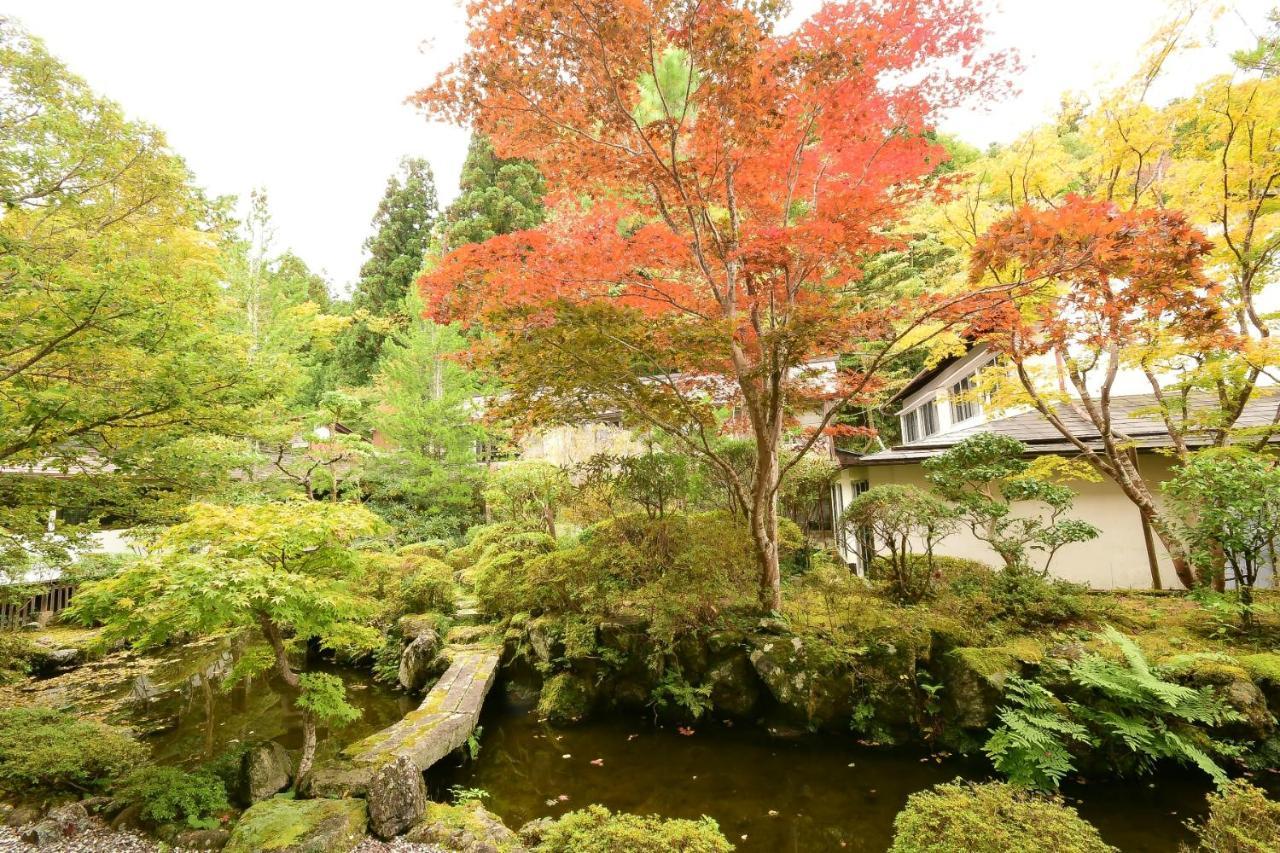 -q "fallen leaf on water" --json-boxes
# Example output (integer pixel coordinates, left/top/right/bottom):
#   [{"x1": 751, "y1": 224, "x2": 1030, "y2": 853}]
[
  {"x1": 677, "y1": 726, "x2": 695, "y2": 736},
  {"x1": 627, "y1": 734, "x2": 638, "y2": 741},
  {"x1": 561, "y1": 754, "x2": 571, "y2": 759},
  {"x1": 544, "y1": 799, "x2": 556, "y2": 807},
  {"x1": 557, "y1": 794, "x2": 569, "y2": 802},
  {"x1": 767, "y1": 810, "x2": 779, "y2": 817},
  {"x1": 590, "y1": 758, "x2": 604, "y2": 766}
]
